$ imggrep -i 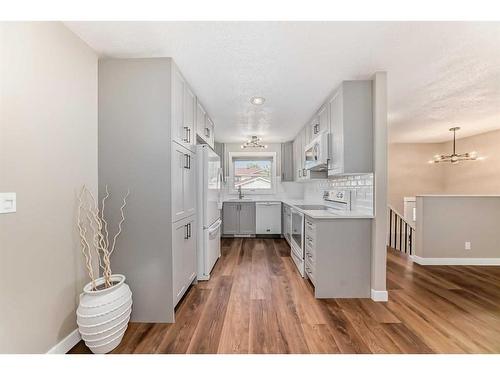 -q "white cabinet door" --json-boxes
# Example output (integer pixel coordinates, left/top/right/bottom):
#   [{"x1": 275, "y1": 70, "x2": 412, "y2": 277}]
[
  {"x1": 172, "y1": 65, "x2": 197, "y2": 152},
  {"x1": 239, "y1": 203, "x2": 256, "y2": 235},
  {"x1": 172, "y1": 142, "x2": 187, "y2": 222},
  {"x1": 172, "y1": 218, "x2": 189, "y2": 306},
  {"x1": 328, "y1": 91, "x2": 344, "y2": 174},
  {"x1": 172, "y1": 67, "x2": 187, "y2": 148},
  {"x1": 184, "y1": 151, "x2": 196, "y2": 218},
  {"x1": 299, "y1": 128, "x2": 307, "y2": 180},
  {"x1": 223, "y1": 203, "x2": 239, "y2": 235},
  {"x1": 318, "y1": 105, "x2": 328, "y2": 136},
  {"x1": 172, "y1": 215, "x2": 196, "y2": 307},
  {"x1": 184, "y1": 84, "x2": 196, "y2": 151},
  {"x1": 172, "y1": 142, "x2": 195, "y2": 222},
  {"x1": 183, "y1": 216, "x2": 197, "y2": 286},
  {"x1": 196, "y1": 99, "x2": 208, "y2": 143},
  {"x1": 206, "y1": 116, "x2": 215, "y2": 149}
]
